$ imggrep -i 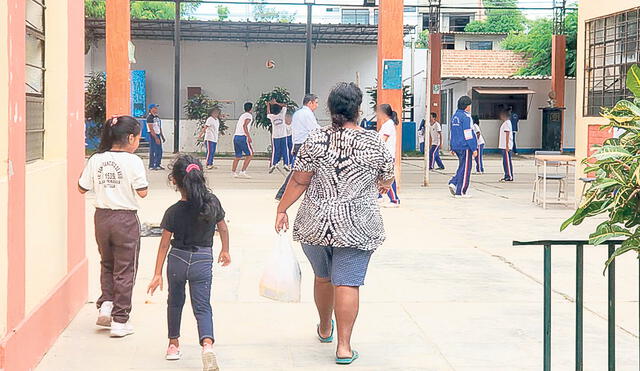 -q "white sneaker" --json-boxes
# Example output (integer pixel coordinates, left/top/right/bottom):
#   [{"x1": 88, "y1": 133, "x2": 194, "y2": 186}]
[
  {"x1": 283, "y1": 165, "x2": 291, "y2": 172},
  {"x1": 232, "y1": 172, "x2": 239, "y2": 178},
  {"x1": 268, "y1": 165, "x2": 276, "y2": 174},
  {"x1": 239, "y1": 171, "x2": 252, "y2": 179},
  {"x1": 202, "y1": 345, "x2": 219, "y2": 371},
  {"x1": 448, "y1": 183, "x2": 456, "y2": 196},
  {"x1": 96, "y1": 301, "x2": 113, "y2": 327},
  {"x1": 110, "y1": 321, "x2": 134, "y2": 338},
  {"x1": 454, "y1": 194, "x2": 472, "y2": 199}
]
